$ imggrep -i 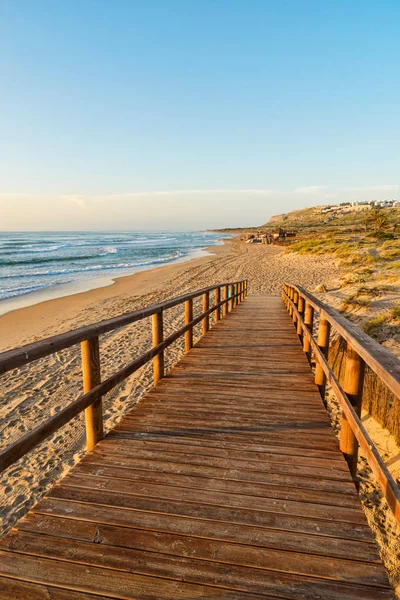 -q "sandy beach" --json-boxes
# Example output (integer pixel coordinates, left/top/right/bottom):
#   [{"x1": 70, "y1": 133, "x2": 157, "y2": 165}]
[
  {"x1": 0, "y1": 237, "x2": 340, "y2": 351},
  {"x1": 2, "y1": 236, "x2": 400, "y2": 596},
  {"x1": 0, "y1": 237, "x2": 340, "y2": 534}
]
